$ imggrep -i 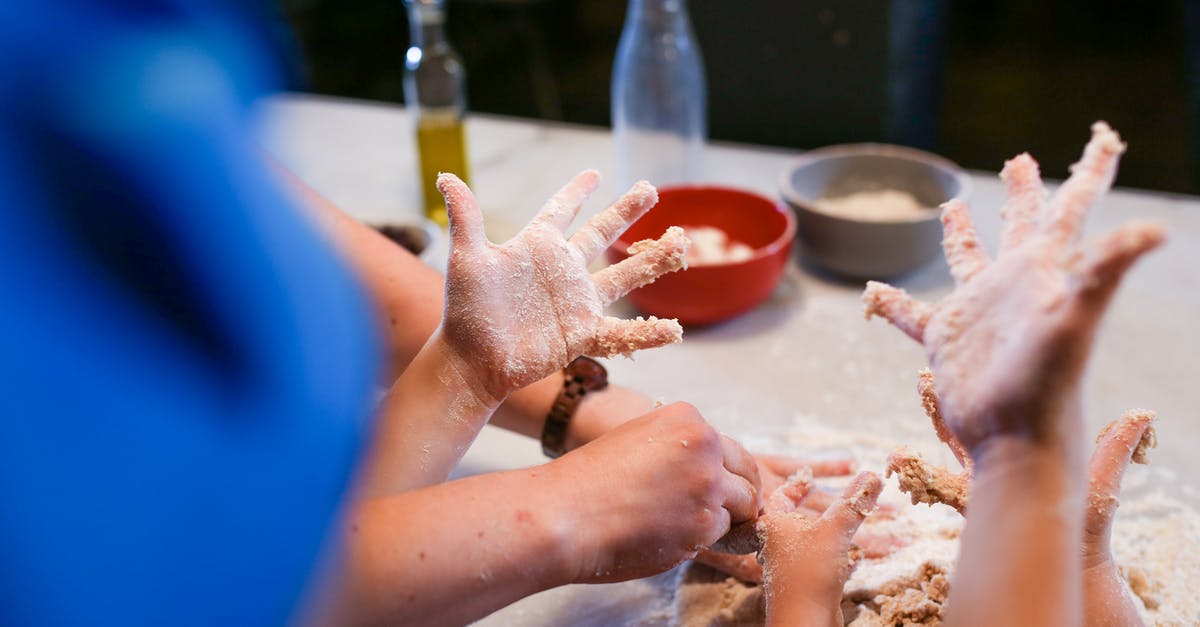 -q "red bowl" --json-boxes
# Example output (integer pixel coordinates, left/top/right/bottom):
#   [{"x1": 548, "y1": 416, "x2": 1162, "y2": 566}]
[{"x1": 607, "y1": 185, "x2": 796, "y2": 326}]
